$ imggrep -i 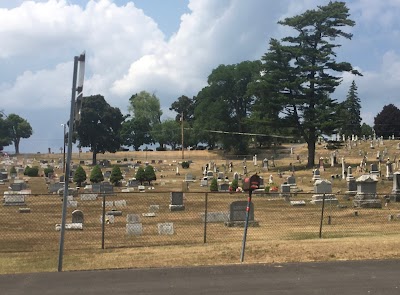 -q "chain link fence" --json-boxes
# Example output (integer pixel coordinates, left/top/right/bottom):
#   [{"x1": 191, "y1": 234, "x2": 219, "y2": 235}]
[{"x1": 1, "y1": 191, "x2": 400, "y2": 253}]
